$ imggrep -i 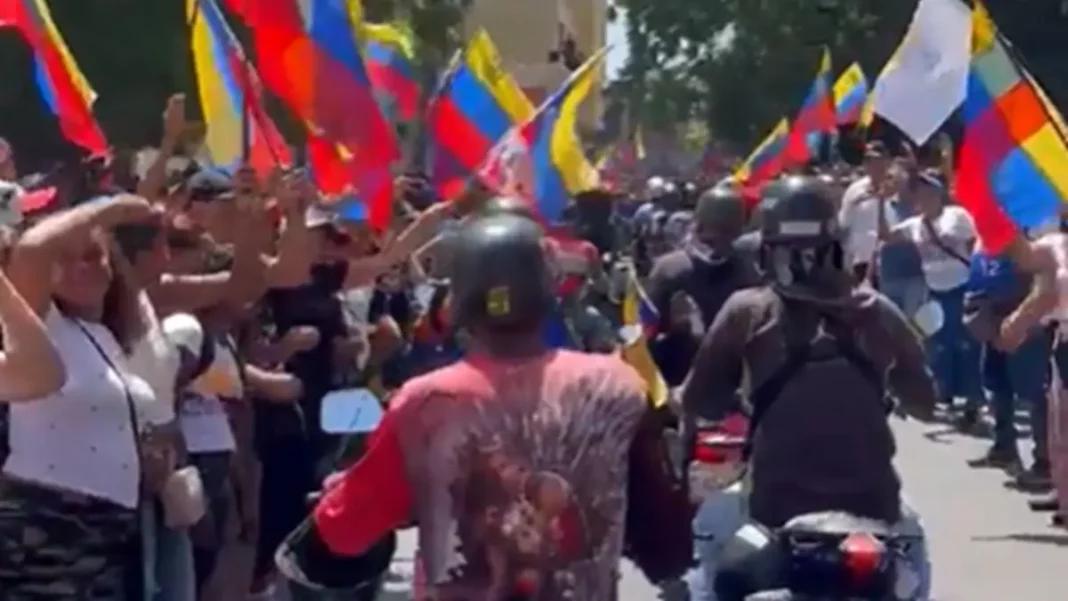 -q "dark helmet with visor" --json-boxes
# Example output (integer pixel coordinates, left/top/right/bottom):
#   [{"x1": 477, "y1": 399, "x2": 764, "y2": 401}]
[{"x1": 757, "y1": 175, "x2": 848, "y2": 298}]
